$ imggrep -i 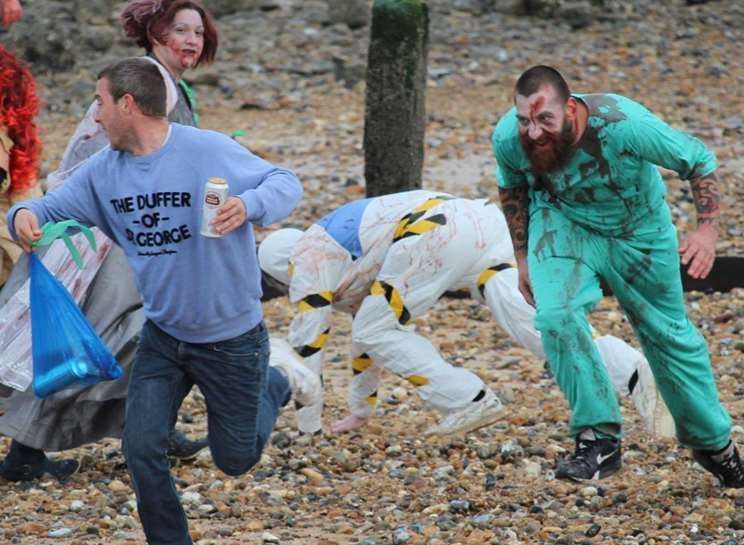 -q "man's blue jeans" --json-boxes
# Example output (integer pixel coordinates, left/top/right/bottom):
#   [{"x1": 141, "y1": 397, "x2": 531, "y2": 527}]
[{"x1": 123, "y1": 320, "x2": 290, "y2": 545}]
